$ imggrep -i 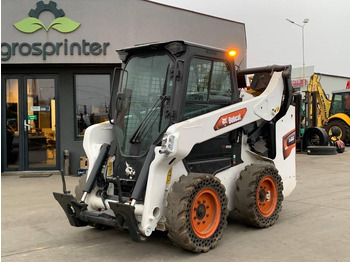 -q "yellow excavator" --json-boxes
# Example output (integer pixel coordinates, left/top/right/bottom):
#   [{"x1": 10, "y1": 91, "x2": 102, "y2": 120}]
[{"x1": 306, "y1": 74, "x2": 350, "y2": 144}]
